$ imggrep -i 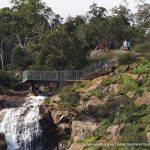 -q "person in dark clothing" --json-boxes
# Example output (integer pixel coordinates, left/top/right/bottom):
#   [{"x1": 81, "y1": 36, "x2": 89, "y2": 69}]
[{"x1": 109, "y1": 40, "x2": 114, "y2": 50}]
